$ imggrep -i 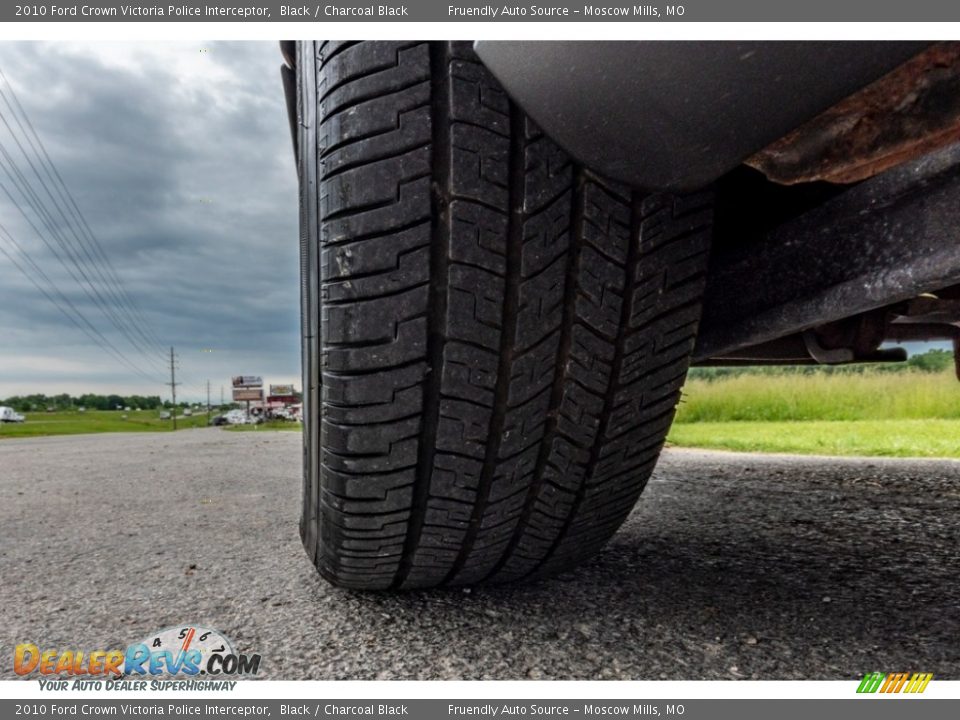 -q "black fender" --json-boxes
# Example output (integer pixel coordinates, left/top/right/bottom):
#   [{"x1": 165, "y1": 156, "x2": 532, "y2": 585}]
[{"x1": 473, "y1": 41, "x2": 927, "y2": 191}]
